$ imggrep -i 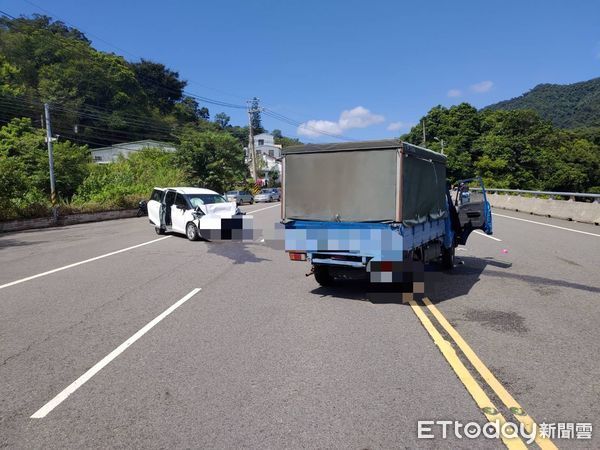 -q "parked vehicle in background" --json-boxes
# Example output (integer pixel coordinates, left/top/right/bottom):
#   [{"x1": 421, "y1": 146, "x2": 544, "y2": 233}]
[
  {"x1": 254, "y1": 189, "x2": 276, "y2": 203},
  {"x1": 137, "y1": 200, "x2": 148, "y2": 217},
  {"x1": 269, "y1": 188, "x2": 281, "y2": 201},
  {"x1": 147, "y1": 187, "x2": 250, "y2": 241},
  {"x1": 225, "y1": 190, "x2": 254, "y2": 205}
]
